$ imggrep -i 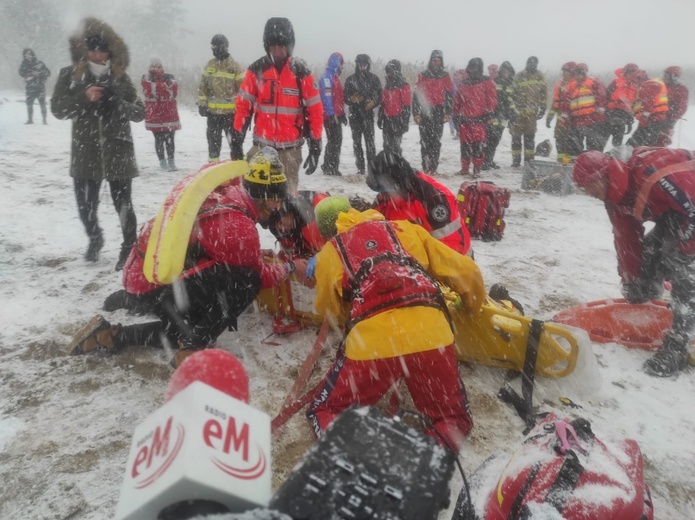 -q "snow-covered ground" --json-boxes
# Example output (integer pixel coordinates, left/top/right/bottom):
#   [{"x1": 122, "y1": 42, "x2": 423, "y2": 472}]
[{"x1": 1, "y1": 89, "x2": 694, "y2": 519}]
